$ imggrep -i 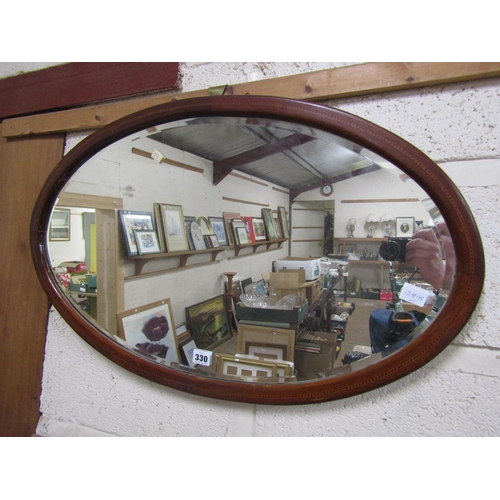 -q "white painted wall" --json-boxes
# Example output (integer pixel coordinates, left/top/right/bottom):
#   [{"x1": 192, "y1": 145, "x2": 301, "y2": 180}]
[{"x1": 4, "y1": 62, "x2": 500, "y2": 436}]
